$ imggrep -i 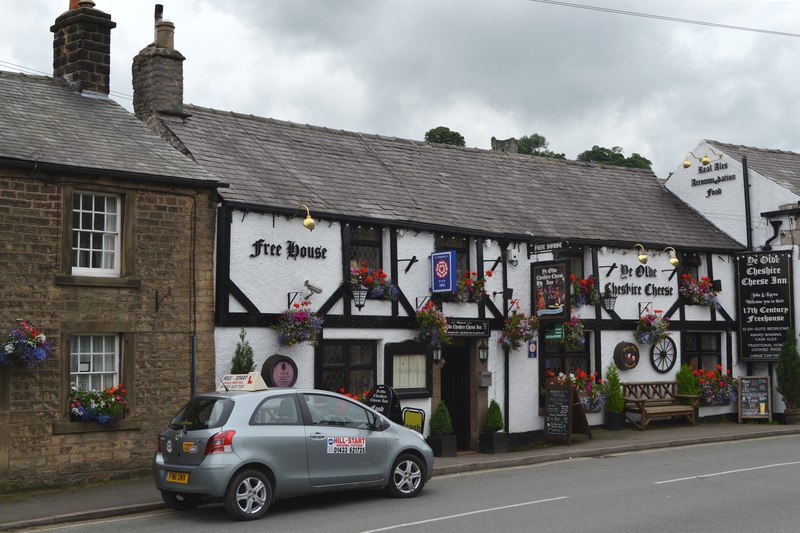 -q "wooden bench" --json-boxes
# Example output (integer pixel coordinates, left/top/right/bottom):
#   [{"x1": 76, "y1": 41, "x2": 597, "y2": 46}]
[{"x1": 622, "y1": 381, "x2": 698, "y2": 430}]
